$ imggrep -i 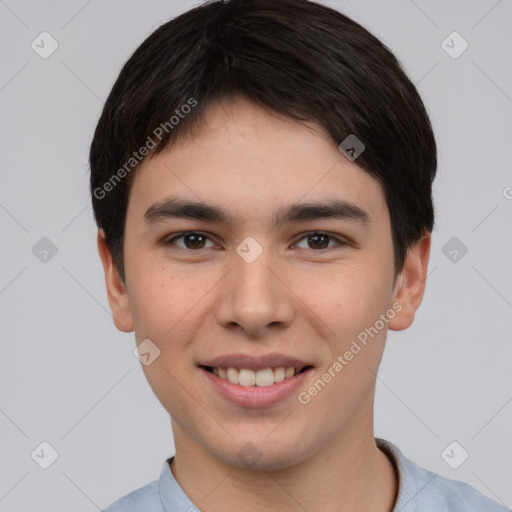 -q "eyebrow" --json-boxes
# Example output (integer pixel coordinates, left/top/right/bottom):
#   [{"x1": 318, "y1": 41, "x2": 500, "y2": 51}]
[{"x1": 143, "y1": 197, "x2": 370, "y2": 229}]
